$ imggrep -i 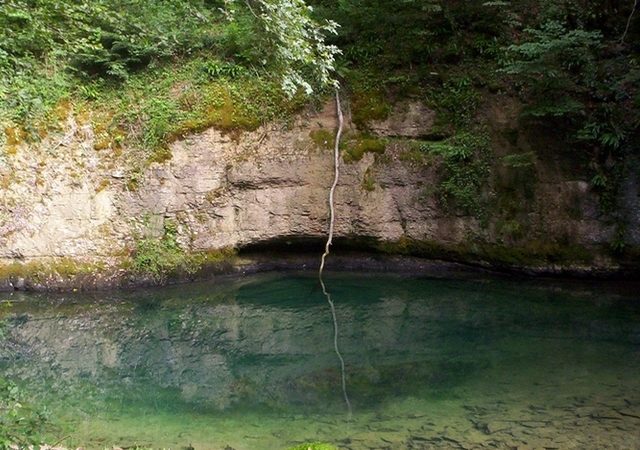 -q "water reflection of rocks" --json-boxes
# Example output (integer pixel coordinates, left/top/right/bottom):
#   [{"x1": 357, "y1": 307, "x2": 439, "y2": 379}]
[
  {"x1": 0, "y1": 274, "x2": 638, "y2": 449},
  {"x1": 280, "y1": 391, "x2": 640, "y2": 449}
]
